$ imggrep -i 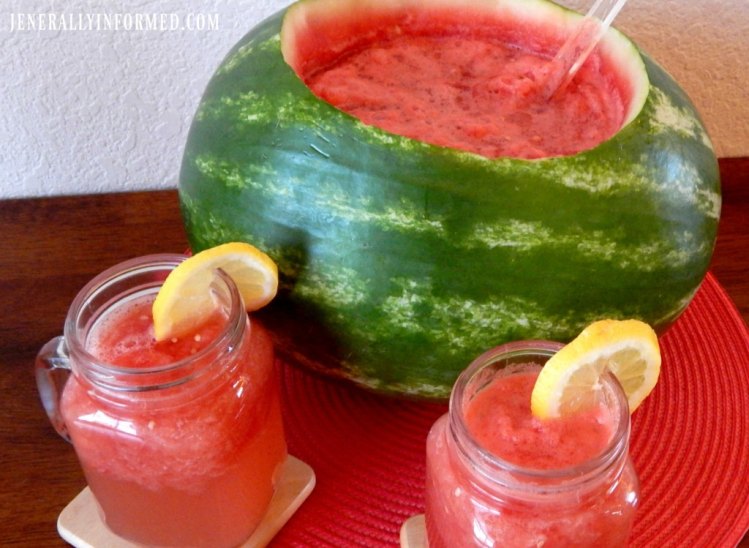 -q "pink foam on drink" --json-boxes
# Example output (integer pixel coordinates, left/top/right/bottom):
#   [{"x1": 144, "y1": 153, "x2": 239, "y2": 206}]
[
  {"x1": 87, "y1": 296, "x2": 226, "y2": 367},
  {"x1": 464, "y1": 368, "x2": 615, "y2": 469}
]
